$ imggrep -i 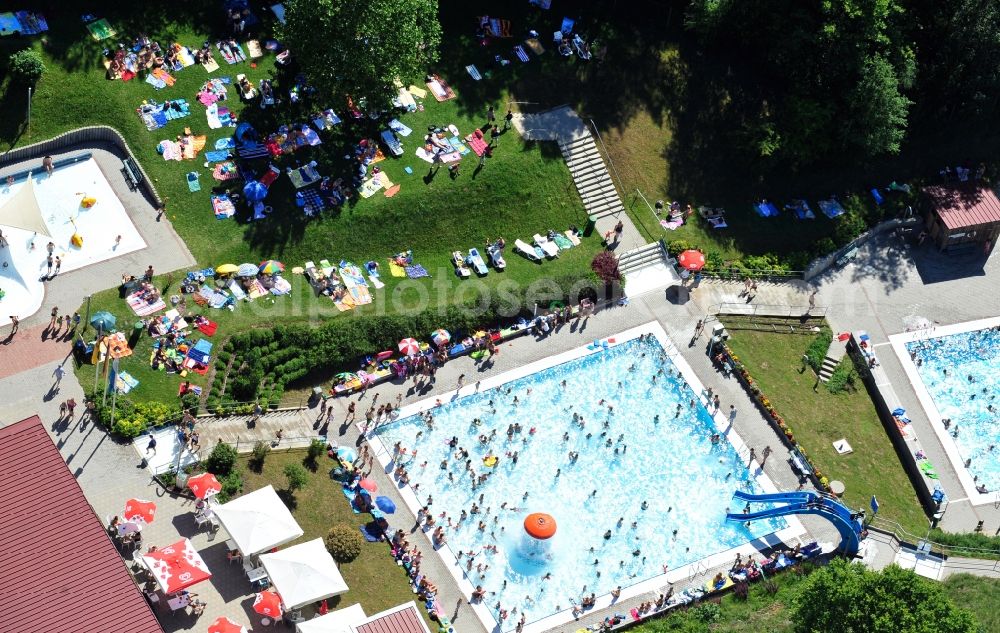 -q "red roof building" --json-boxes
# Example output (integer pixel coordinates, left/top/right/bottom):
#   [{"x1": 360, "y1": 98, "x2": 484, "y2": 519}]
[
  {"x1": 0, "y1": 417, "x2": 163, "y2": 633},
  {"x1": 354, "y1": 602, "x2": 432, "y2": 633},
  {"x1": 922, "y1": 184, "x2": 1000, "y2": 253}
]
